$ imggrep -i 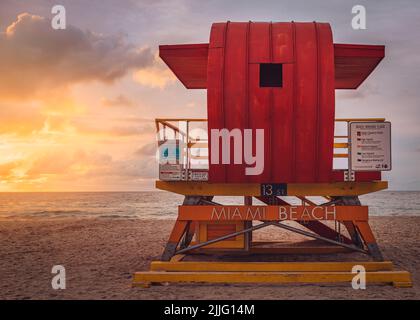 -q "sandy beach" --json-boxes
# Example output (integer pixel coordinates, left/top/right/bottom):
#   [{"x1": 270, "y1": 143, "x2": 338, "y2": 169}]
[{"x1": 1, "y1": 216, "x2": 419, "y2": 300}]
